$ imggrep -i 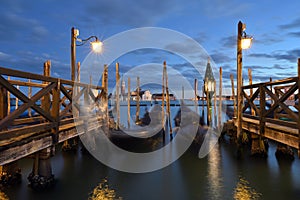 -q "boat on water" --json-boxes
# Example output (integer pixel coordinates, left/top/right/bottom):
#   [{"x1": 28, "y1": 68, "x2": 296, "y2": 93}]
[{"x1": 108, "y1": 104, "x2": 166, "y2": 152}]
